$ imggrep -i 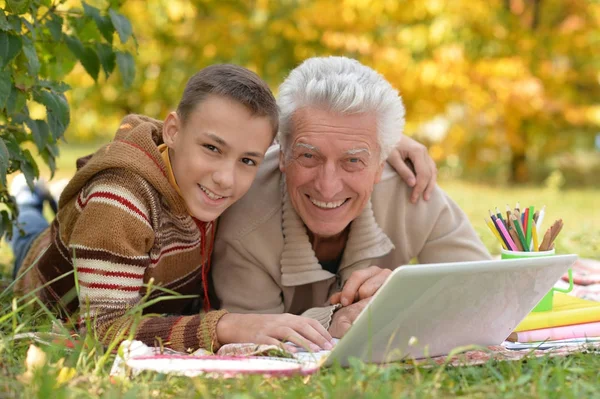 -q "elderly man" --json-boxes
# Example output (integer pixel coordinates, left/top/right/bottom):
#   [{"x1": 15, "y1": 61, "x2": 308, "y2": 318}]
[{"x1": 212, "y1": 56, "x2": 491, "y2": 341}]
